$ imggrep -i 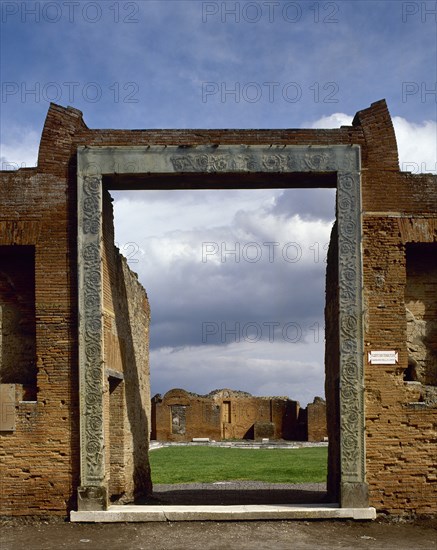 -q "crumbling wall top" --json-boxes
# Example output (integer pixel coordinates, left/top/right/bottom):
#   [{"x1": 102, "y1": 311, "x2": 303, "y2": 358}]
[{"x1": 352, "y1": 99, "x2": 399, "y2": 171}]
